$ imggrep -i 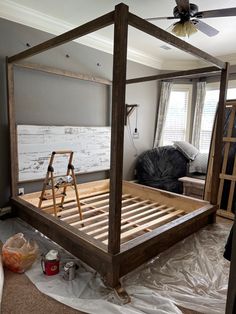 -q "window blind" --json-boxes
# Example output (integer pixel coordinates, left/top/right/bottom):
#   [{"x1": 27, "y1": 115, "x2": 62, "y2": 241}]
[
  {"x1": 199, "y1": 88, "x2": 236, "y2": 153},
  {"x1": 162, "y1": 90, "x2": 189, "y2": 146}
]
